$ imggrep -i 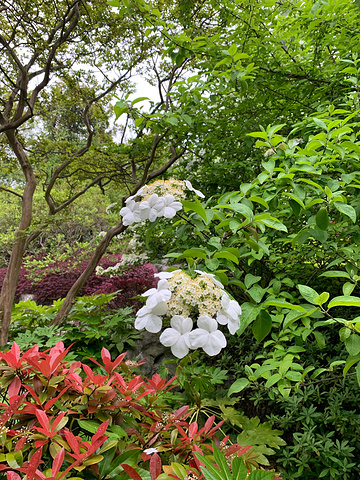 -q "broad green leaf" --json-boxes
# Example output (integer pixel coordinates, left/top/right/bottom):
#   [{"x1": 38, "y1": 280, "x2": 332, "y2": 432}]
[
  {"x1": 328, "y1": 296, "x2": 360, "y2": 309},
  {"x1": 247, "y1": 284, "x2": 266, "y2": 303},
  {"x1": 265, "y1": 373, "x2": 282, "y2": 388},
  {"x1": 343, "y1": 355, "x2": 360, "y2": 376},
  {"x1": 232, "y1": 457, "x2": 248, "y2": 480},
  {"x1": 228, "y1": 378, "x2": 250, "y2": 396},
  {"x1": 282, "y1": 193, "x2": 305, "y2": 209},
  {"x1": 334, "y1": 202, "x2": 356, "y2": 223},
  {"x1": 343, "y1": 282, "x2": 356, "y2": 295},
  {"x1": 316, "y1": 208, "x2": 329, "y2": 230},
  {"x1": 258, "y1": 217, "x2": 288, "y2": 232},
  {"x1": 178, "y1": 248, "x2": 208, "y2": 260},
  {"x1": 244, "y1": 273, "x2": 262, "y2": 289},
  {"x1": 345, "y1": 334, "x2": 360, "y2": 356},
  {"x1": 182, "y1": 200, "x2": 207, "y2": 223},
  {"x1": 297, "y1": 285, "x2": 319, "y2": 304},
  {"x1": 263, "y1": 300, "x2": 307, "y2": 312},
  {"x1": 313, "y1": 331, "x2": 326, "y2": 349},
  {"x1": 252, "y1": 310, "x2": 272, "y2": 342},
  {"x1": 213, "y1": 251, "x2": 239, "y2": 264},
  {"x1": 320, "y1": 271, "x2": 351, "y2": 279}
]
